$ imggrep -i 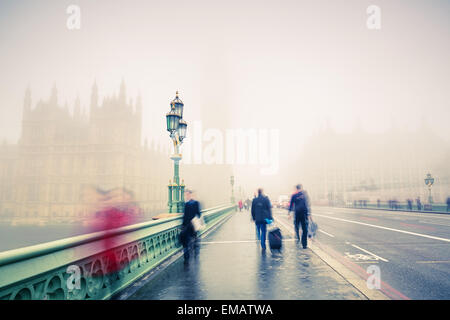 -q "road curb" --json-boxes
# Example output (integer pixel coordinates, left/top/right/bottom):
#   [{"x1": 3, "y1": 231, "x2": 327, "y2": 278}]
[{"x1": 273, "y1": 215, "x2": 390, "y2": 300}]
